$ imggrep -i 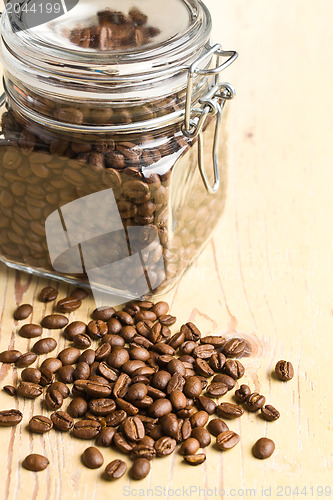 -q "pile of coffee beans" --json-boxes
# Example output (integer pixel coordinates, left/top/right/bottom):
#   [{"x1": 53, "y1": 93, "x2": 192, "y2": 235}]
[
  {"x1": 68, "y1": 8, "x2": 160, "y2": 51},
  {"x1": 0, "y1": 287, "x2": 294, "y2": 476}
]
